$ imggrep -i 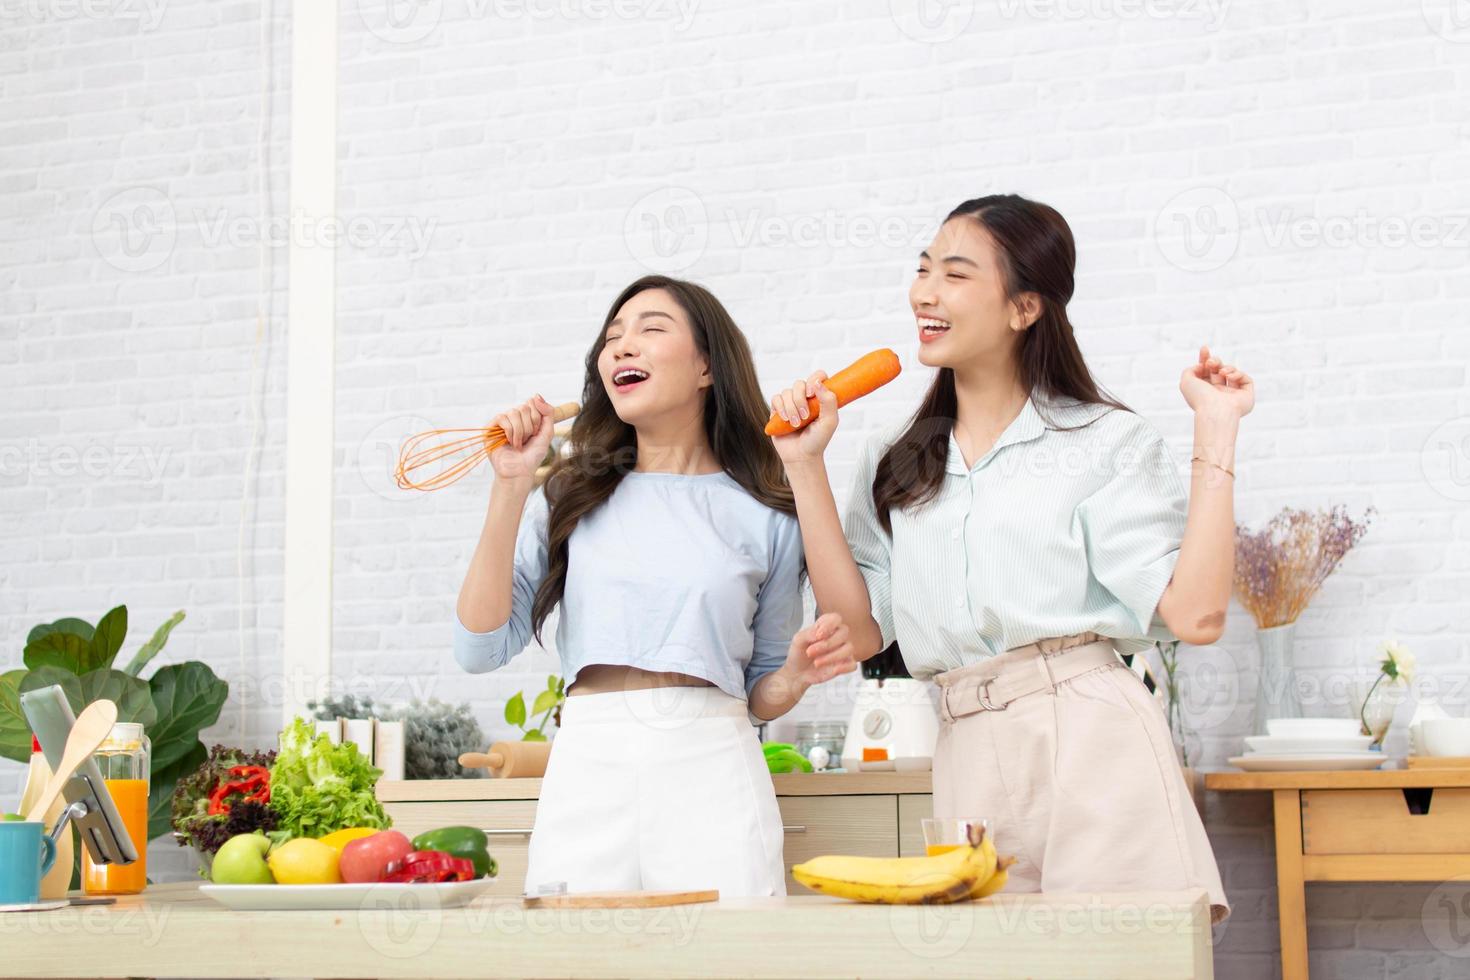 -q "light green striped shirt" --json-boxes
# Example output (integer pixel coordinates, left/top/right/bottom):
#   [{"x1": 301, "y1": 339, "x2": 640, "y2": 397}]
[{"x1": 838, "y1": 390, "x2": 1186, "y2": 679}]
